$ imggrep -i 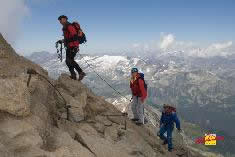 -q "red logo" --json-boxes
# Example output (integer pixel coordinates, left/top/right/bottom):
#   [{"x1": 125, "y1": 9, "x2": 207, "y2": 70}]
[{"x1": 195, "y1": 135, "x2": 224, "y2": 145}]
